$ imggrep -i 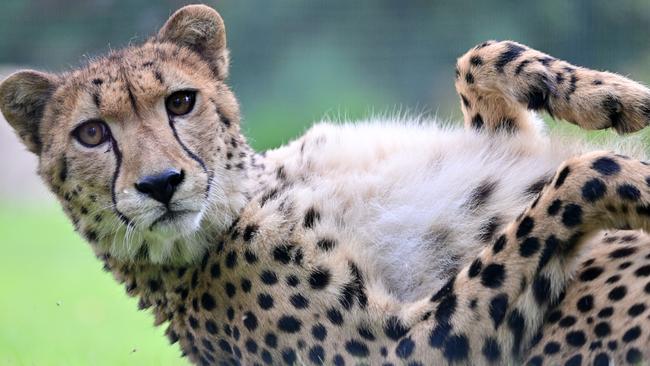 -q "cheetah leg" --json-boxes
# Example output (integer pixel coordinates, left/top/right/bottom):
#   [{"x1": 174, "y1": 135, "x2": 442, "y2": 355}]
[
  {"x1": 455, "y1": 41, "x2": 650, "y2": 134},
  {"x1": 394, "y1": 152, "x2": 650, "y2": 364}
]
